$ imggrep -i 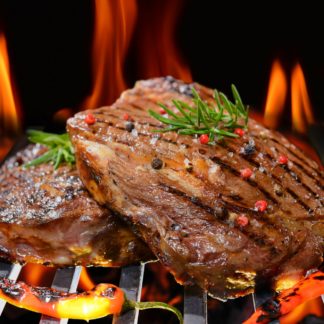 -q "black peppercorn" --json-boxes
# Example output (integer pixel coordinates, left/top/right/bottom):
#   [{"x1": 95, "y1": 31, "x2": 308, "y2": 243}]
[
  {"x1": 125, "y1": 121, "x2": 135, "y2": 132},
  {"x1": 151, "y1": 158, "x2": 163, "y2": 170},
  {"x1": 242, "y1": 143, "x2": 256, "y2": 155},
  {"x1": 214, "y1": 206, "x2": 228, "y2": 219},
  {"x1": 171, "y1": 223, "x2": 181, "y2": 231}
]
